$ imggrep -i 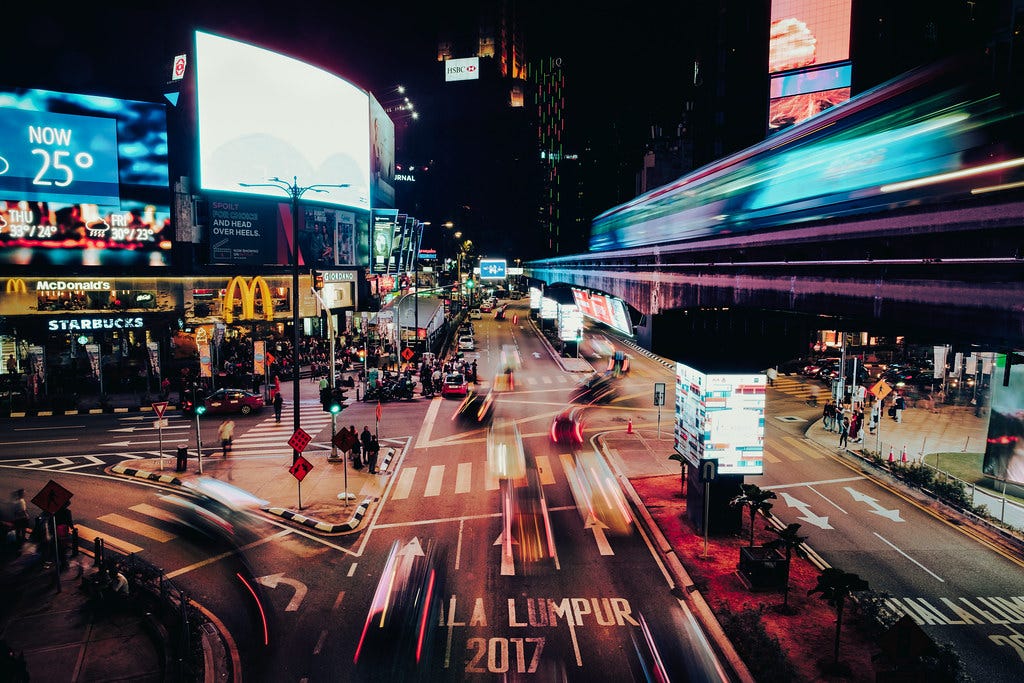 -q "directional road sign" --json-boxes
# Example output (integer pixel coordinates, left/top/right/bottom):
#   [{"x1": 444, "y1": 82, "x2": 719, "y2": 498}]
[
  {"x1": 289, "y1": 455, "x2": 313, "y2": 482},
  {"x1": 699, "y1": 458, "x2": 719, "y2": 483},
  {"x1": 479, "y1": 258, "x2": 507, "y2": 280}
]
